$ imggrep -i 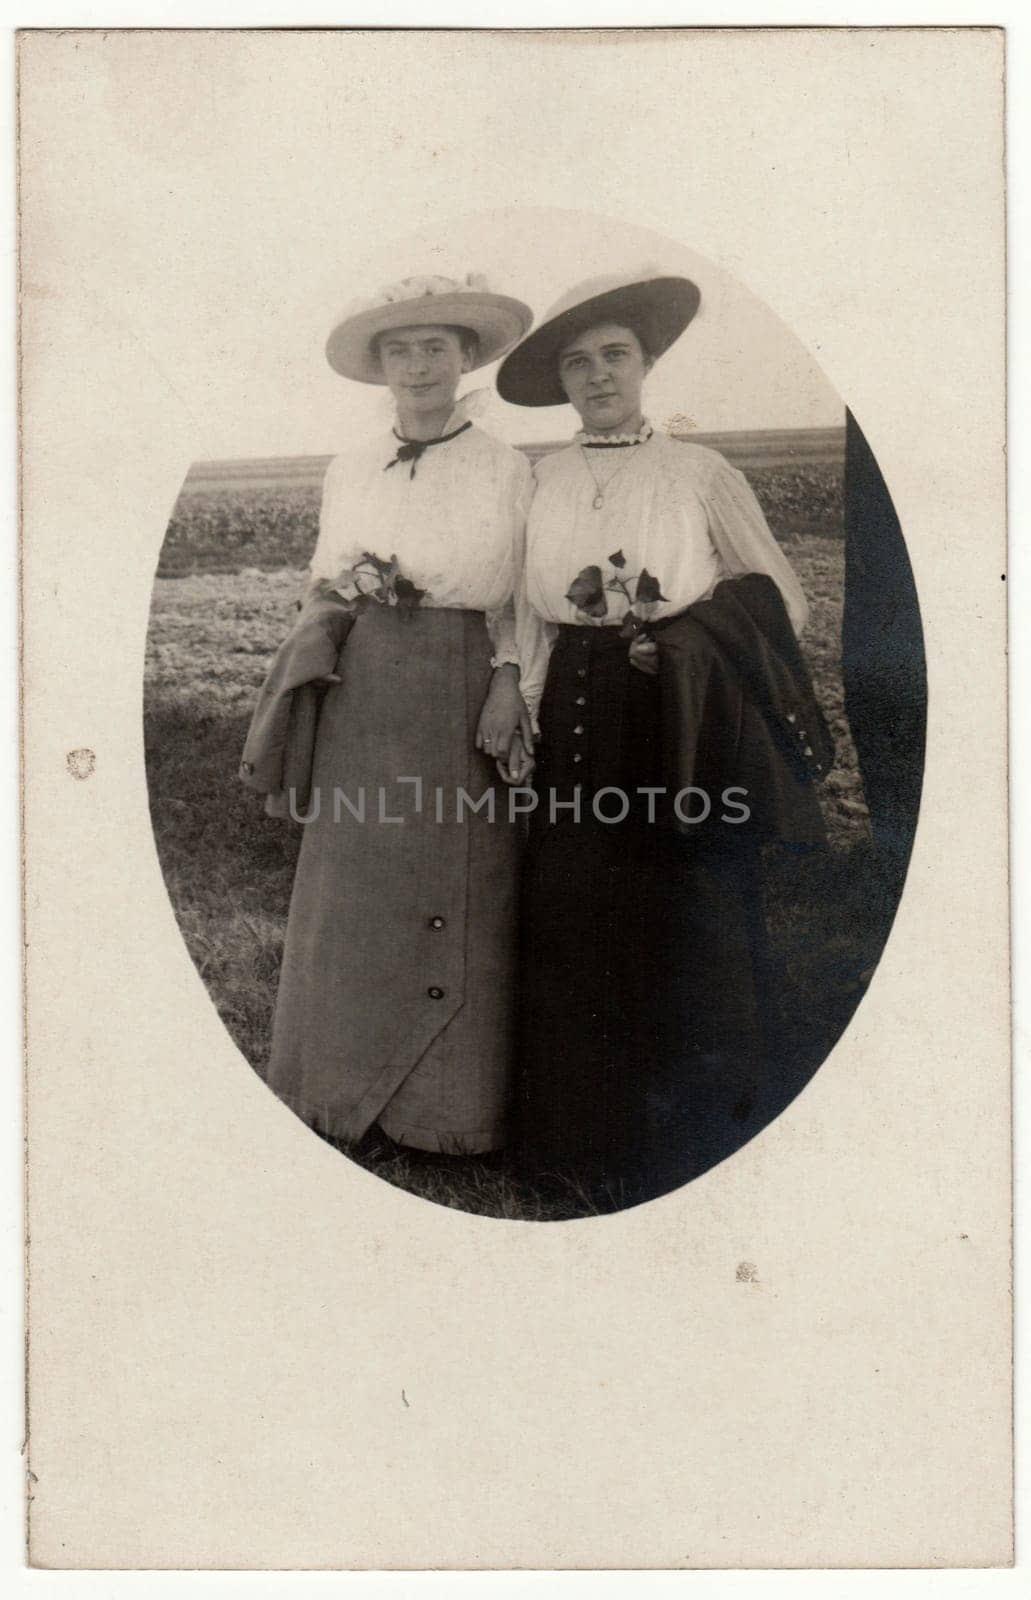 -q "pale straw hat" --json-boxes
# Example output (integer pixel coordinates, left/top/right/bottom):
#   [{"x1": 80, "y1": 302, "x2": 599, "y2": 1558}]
[
  {"x1": 496, "y1": 267, "x2": 700, "y2": 408},
  {"x1": 326, "y1": 272, "x2": 534, "y2": 384}
]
